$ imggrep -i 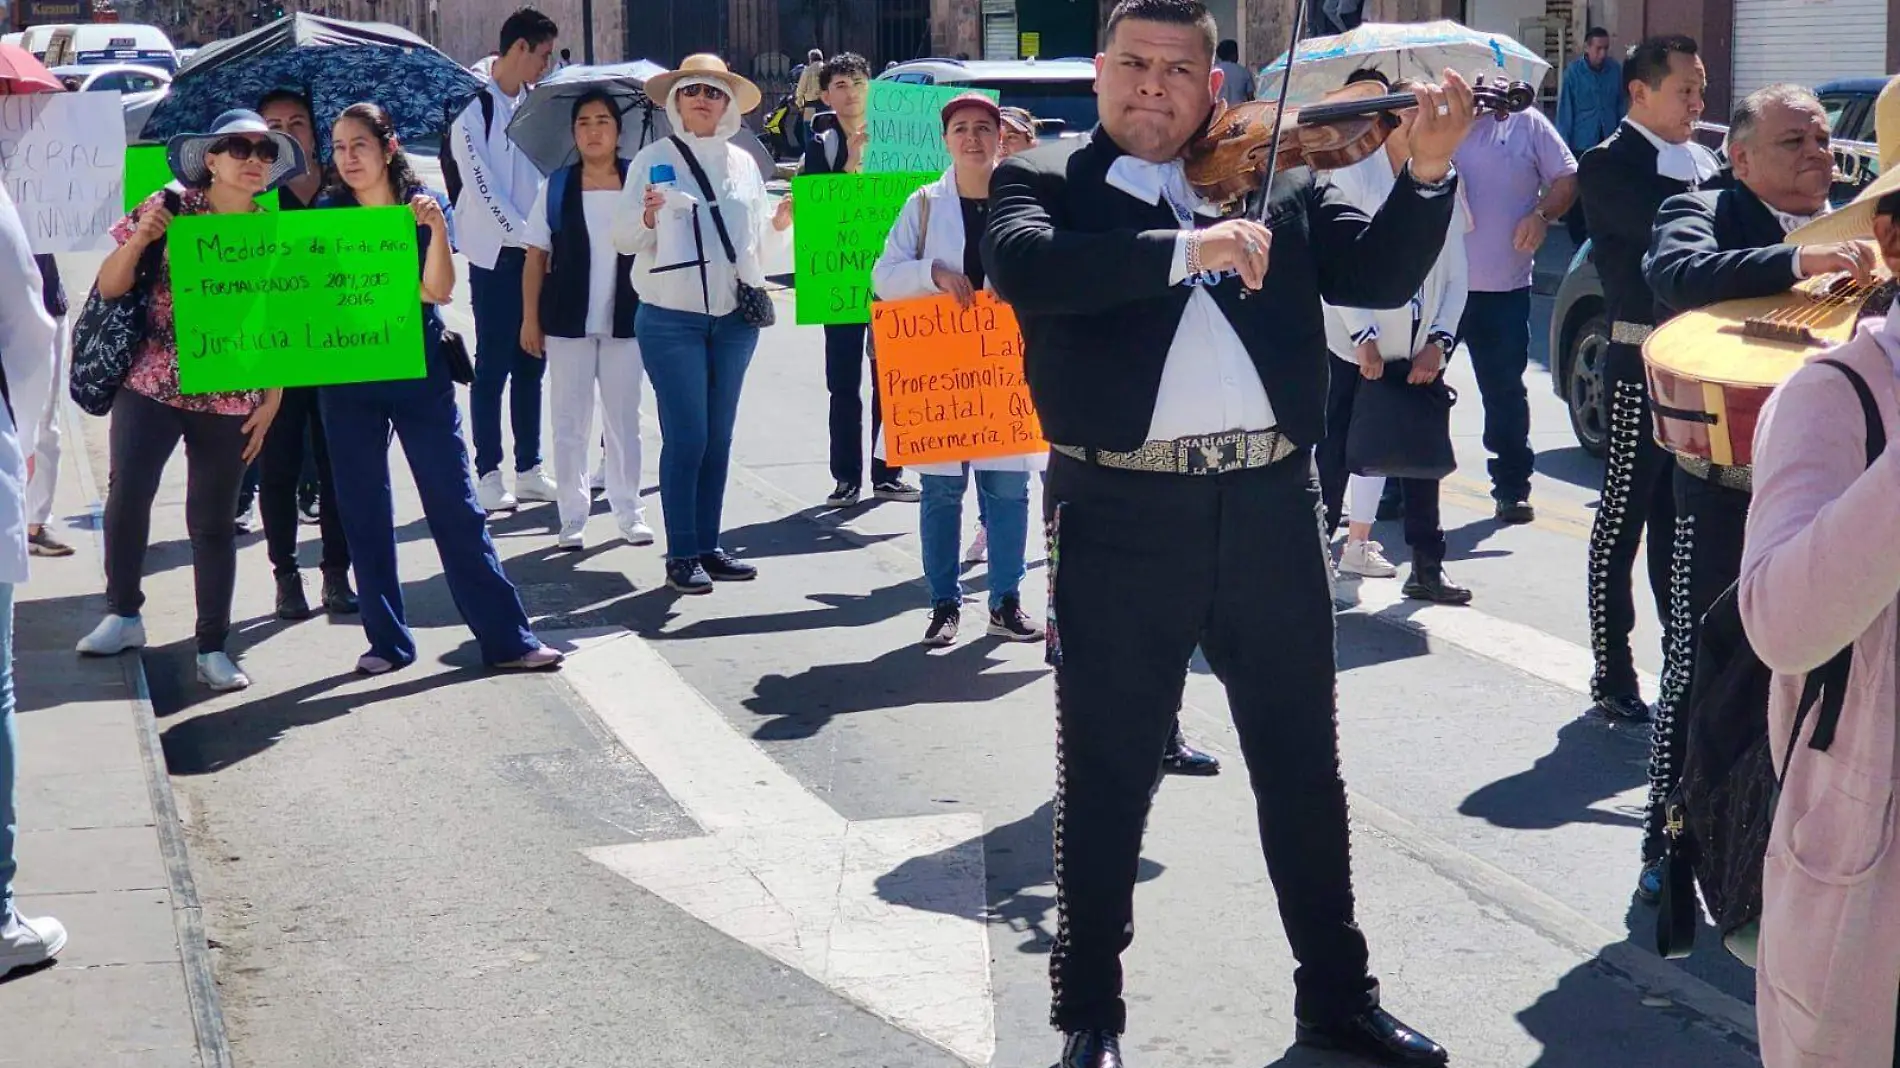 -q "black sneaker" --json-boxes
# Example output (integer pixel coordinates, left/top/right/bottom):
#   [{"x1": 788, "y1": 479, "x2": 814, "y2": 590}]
[
  {"x1": 1495, "y1": 499, "x2": 1536, "y2": 525},
  {"x1": 299, "y1": 494, "x2": 321, "y2": 525},
  {"x1": 700, "y1": 550, "x2": 758, "y2": 582},
  {"x1": 275, "y1": 572, "x2": 313, "y2": 621},
  {"x1": 987, "y1": 596, "x2": 1045, "y2": 642},
  {"x1": 826, "y1": 481, "x2": 861, "y2": 507},
  {"x1": 1593, "y1": 694, "x2": 1652, "y2": 723},
  {"x1": 873, "y1": 478, "x2": 922, "y2": 503},
  {"x1": 321, "y1": 570, "x2": 359, "y2": 615},
  {"x1": 923, "y1": 600, "x2": 961, "y2": 647},
  {"x1": 27, "y1": 528, "x2": 74, "y2": 557},
  {"x1": 666, "y1": 558, "x2": 714, "y2": 595}
]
